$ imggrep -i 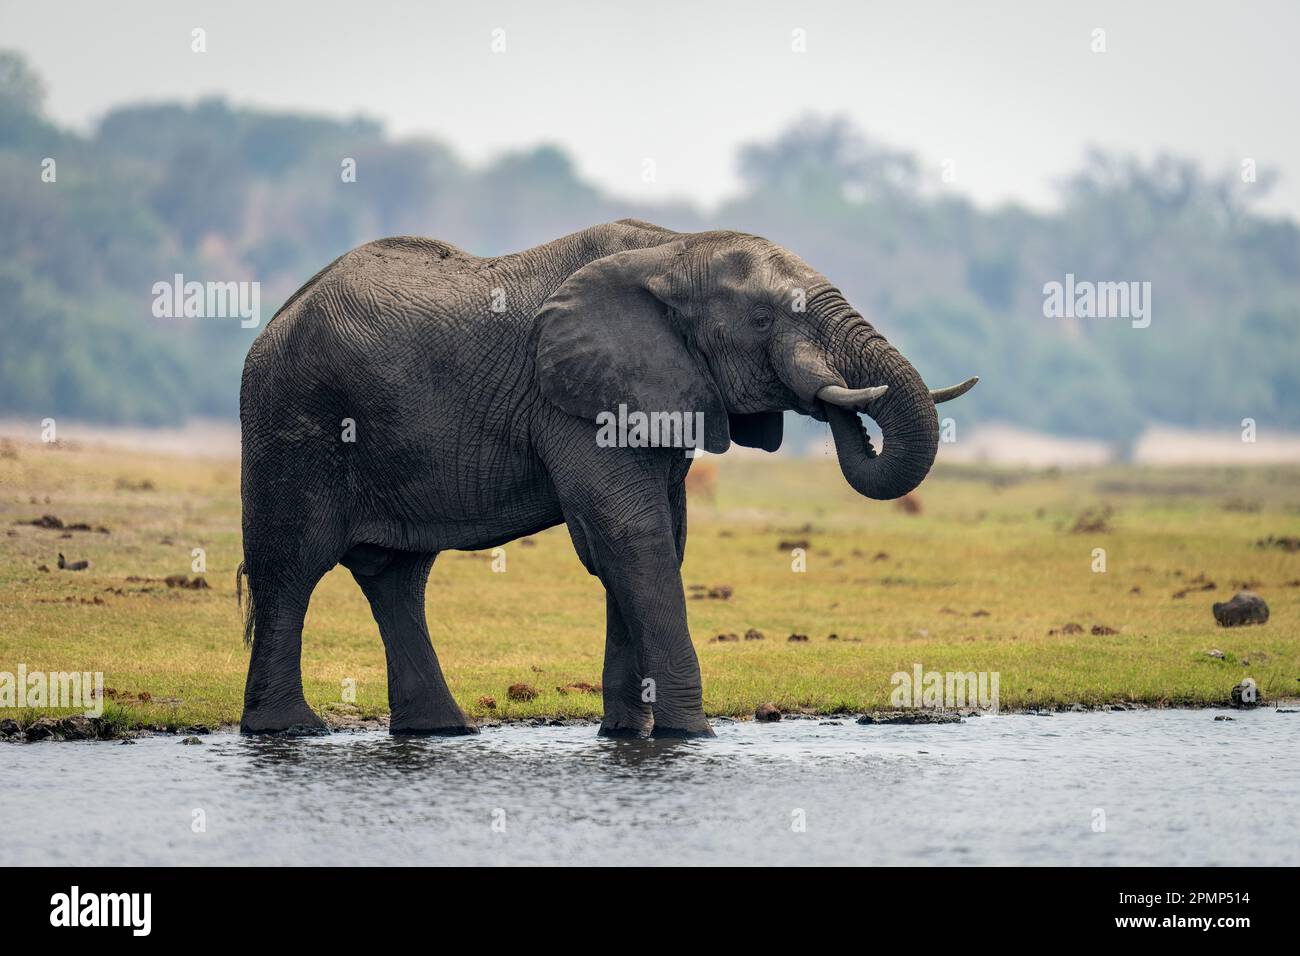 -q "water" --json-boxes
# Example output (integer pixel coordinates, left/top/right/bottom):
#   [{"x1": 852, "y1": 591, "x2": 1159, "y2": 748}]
[{"x1": 4, "y1": 709, "x2": 1297, "y2": 866}]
